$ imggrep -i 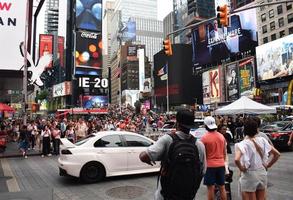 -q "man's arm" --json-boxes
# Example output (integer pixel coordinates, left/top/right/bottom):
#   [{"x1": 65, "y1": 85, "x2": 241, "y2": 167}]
[{"x1": 139, "y1": 151, "x2": 155, "y2": 166}]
